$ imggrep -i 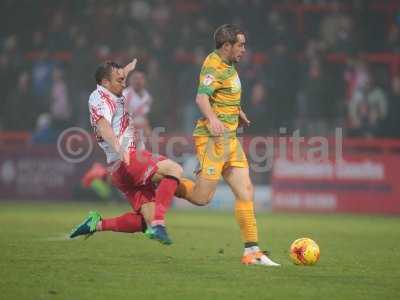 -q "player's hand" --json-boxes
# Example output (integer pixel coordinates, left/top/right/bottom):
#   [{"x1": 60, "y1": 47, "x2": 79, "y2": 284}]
[
  {"x1": 208, "y1": 116, "x2": 226, "y2": 136},
  {"x1": 239, "y1": 111, "x2": 251, "y2": 127},
  {"x1": 120, "y1": 150, "x2": 130, "y2": 166},
  {"x1": 115, "y1": 142, "x2": 130, "y2": 166},
  {"x1": 123, "y1": 58, "x2": 138, "y2": 77}
]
